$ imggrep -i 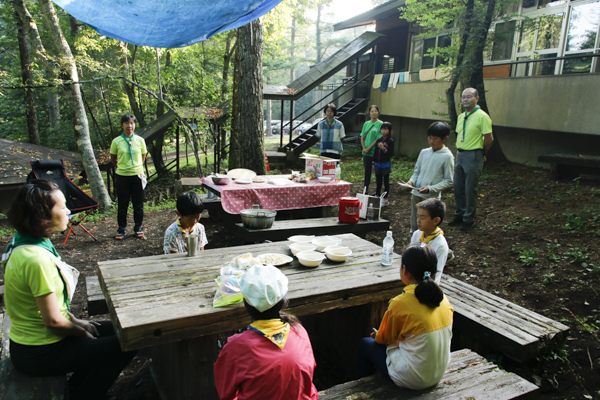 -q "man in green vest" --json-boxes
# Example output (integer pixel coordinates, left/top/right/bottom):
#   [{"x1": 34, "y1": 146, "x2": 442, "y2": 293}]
[{"x1": 448, "y1": 88, "x2": 494, "y2": 231}]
